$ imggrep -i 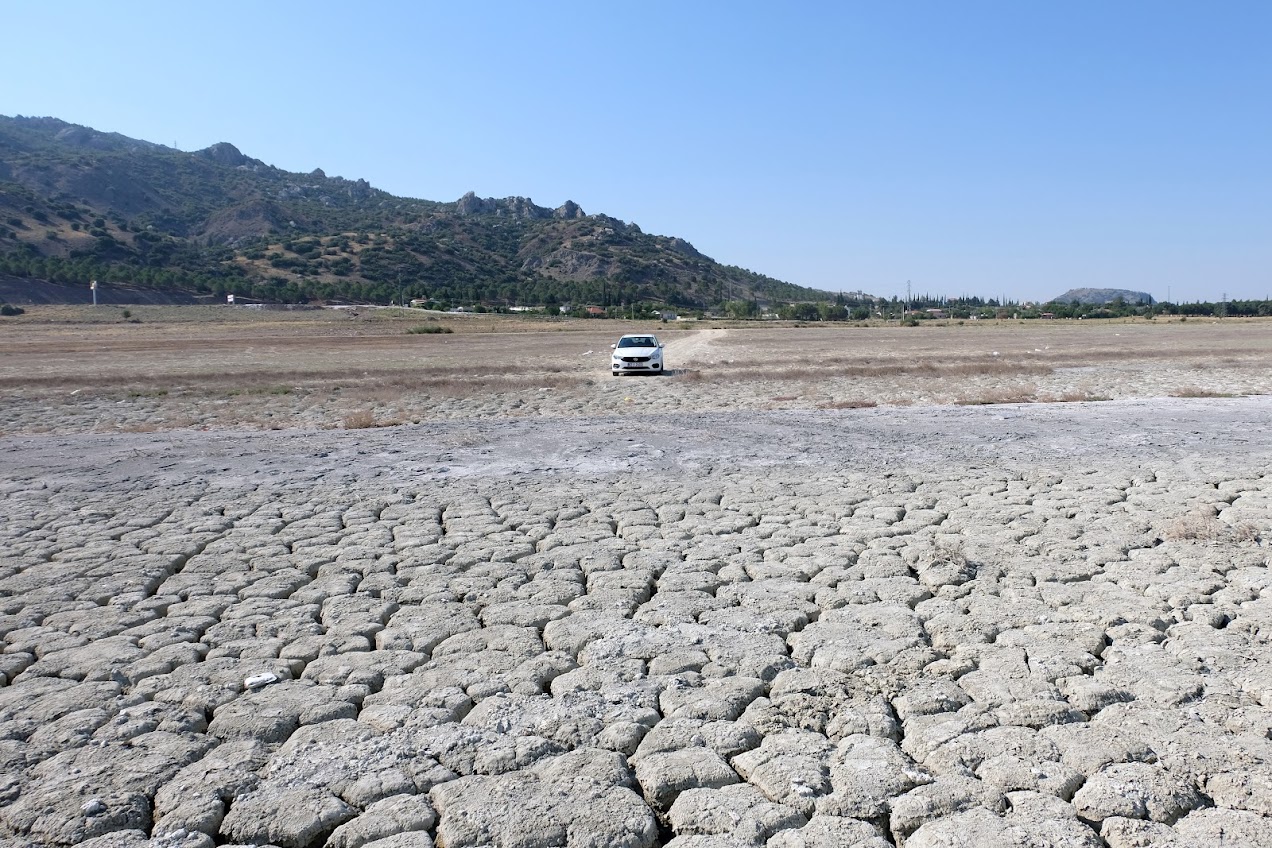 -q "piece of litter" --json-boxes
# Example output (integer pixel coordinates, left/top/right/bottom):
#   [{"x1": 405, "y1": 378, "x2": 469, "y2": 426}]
[
  {"x1": 582, "y1": 350, "x2": 593, "y2": 356},
  {"x1": 244, "y1": 672, "x2": 279, "y2": 689}
]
